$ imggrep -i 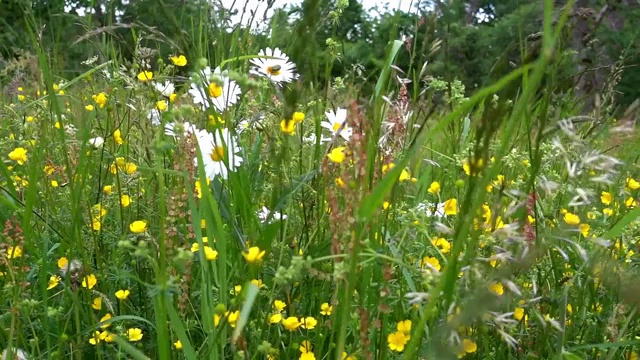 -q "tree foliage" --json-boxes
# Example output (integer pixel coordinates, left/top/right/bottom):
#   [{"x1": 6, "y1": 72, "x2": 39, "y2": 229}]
[{"x1": 1, "y1": 0, "x2": 638, "y2": 108}]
